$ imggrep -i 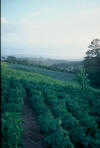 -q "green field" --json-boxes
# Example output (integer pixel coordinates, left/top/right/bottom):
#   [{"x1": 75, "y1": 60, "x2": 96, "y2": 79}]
[
  {"x1": 9, "y1": 64, "x2": 77, "y2": 82},
  {"x1": 1, "y1": 62, "x2": 100, "y2": 148}
]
